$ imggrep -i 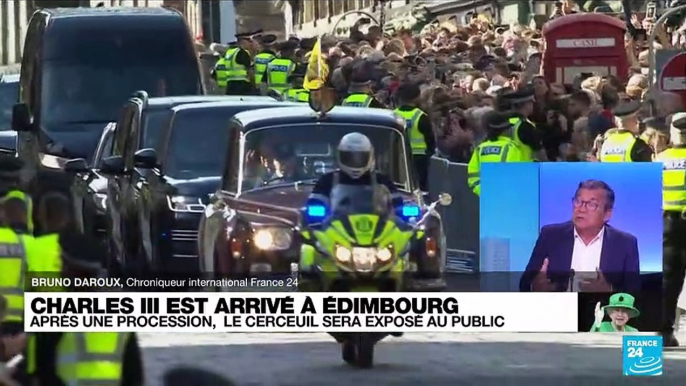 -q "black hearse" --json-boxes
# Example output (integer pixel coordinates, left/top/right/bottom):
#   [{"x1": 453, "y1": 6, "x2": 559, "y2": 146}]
[{"x1": 12, "y1": 7, "x2": 203, "y2": 231}]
